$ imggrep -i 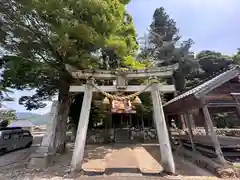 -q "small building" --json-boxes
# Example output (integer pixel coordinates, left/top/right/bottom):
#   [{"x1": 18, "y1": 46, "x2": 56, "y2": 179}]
[
  {"x1": 164, "y1": 65, "x2": 240, "y2": 129},
  {"x1": 8, "y1": 120, "x2": 35, "y2": 134},
  {"x1": 163, "y1": 65, "x2": 240, "y2": 166}
]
